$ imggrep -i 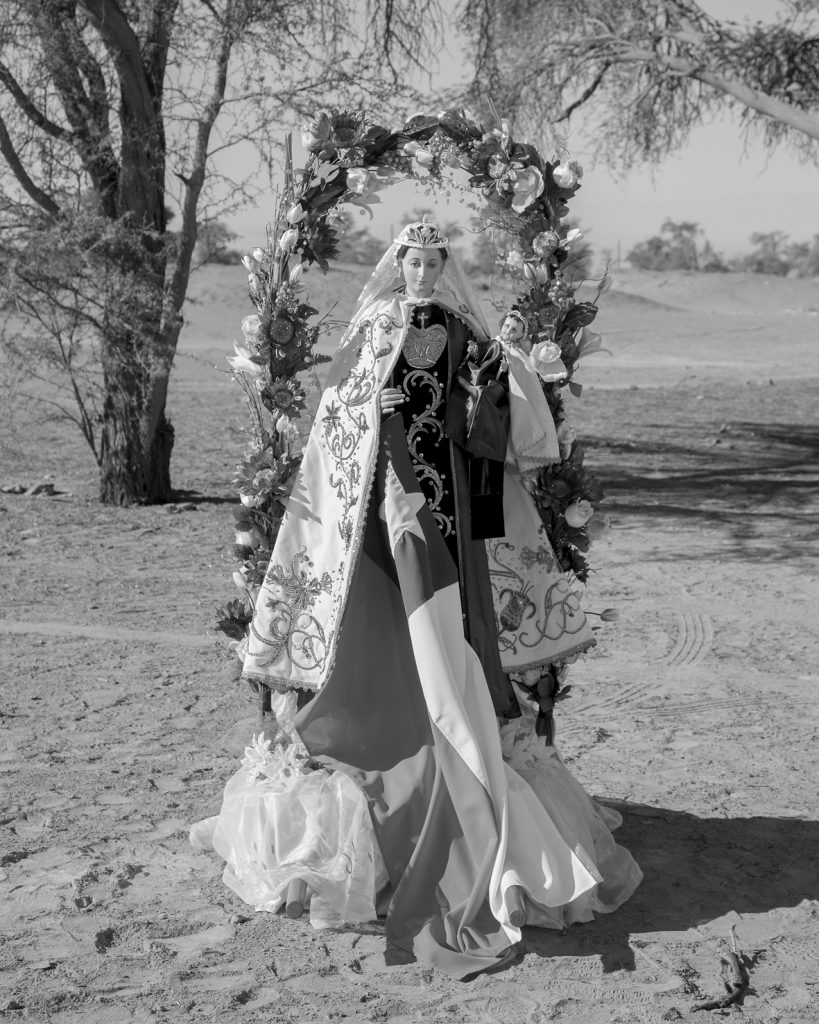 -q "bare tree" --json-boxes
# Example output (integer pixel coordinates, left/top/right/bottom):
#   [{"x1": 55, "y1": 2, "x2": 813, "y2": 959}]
[
  {"x1": 0, "y1": 0, "x2": 441, "y2": 504},
  {"x1": 459, "y1": 0, "x2": 819, "y2": 169}
]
